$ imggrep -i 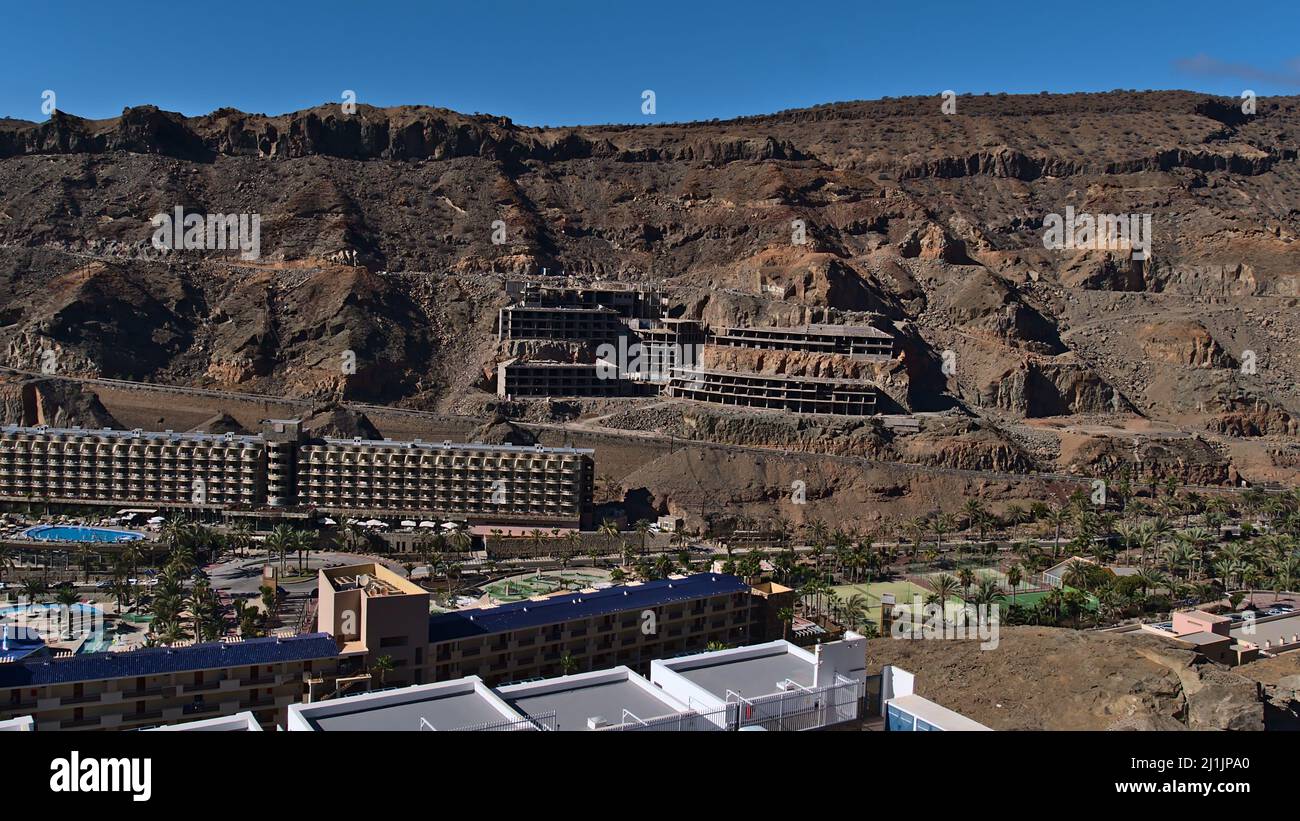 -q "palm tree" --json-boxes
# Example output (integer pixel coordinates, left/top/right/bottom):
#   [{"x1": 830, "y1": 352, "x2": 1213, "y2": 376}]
[
  {"x1": 0, "y1": 544, "x2": 14, "y2": 584},
  {"x1": 446, "y1": 526, "x2": 473, "y2": 554},
  {"x1": 968, "y1": 575, "x2": 1006, "y2": 616},
  {"x1": 961, "y1": 499, "x2": 986, "y2": 538},
  {"x1": 634, "y1": 519, "x2": 652, "y2": 557},
  {"x1": 265, "y1": 525, "x2": 295, "y2": 576},
  {"x1": 776, "y1": 606, "x2": 794, "y2": 640},
  {"x1": 110, "y1": 576, "x2": 135, "y2": 614},
  {"x1": 54, "y1": 586, "x2": 80, "y2": 608},
  {"x1": 160, "y1": 514, "x2": 193, "y2": 554},
  {"x1": 260, "y1": 585, "x2": 279, "y2": 629},
  {"x1": 598, "y1": 519, "x2": 622, "y2": 565},
  {"x1": 565, "y1": 530, "x2": 583, "y2": 563},
  {"x1": 906, "y1": 517, "x2": 927, "y2": 562},
  {"x1": 1061, "y1": 559, "x2": 1094, "y2": 592},
  {"x1": 841, "y1": 594, "x2": 869, "y2": 632},
  {"x1": 1006, "y1": 564, "x2": 1023, "y2": 606},
  {"x1": 20, "y1": 579, "x2": 47, "y2": 610},
  {"x1": 188, "y1": 579, "x2": 221, "y2": 641},
  {"x1": 371, "y1": 655, "x2": 395, "y2": 685},
  {"x1": 931, "y1": 513, "x2": 955, "y2": 555},
  {"x1": 1043, "y1": 505, "x2": 1069, "y2": 560},
  {"x1": 926, "y1": 573, "x2": 960, "y2": 624},
  {"x1": 229, "y1": 522, "x2": 252, "y2": 558},
  {"x1": 957, "y1": 567, "x2": 976, "y2": 596},
  {"x1": 120, "y1": 539, "x2": 145, "y2": 584},
  {"x1": 1002, "y1": 504, "x2": 1027, "y2": 532}
]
